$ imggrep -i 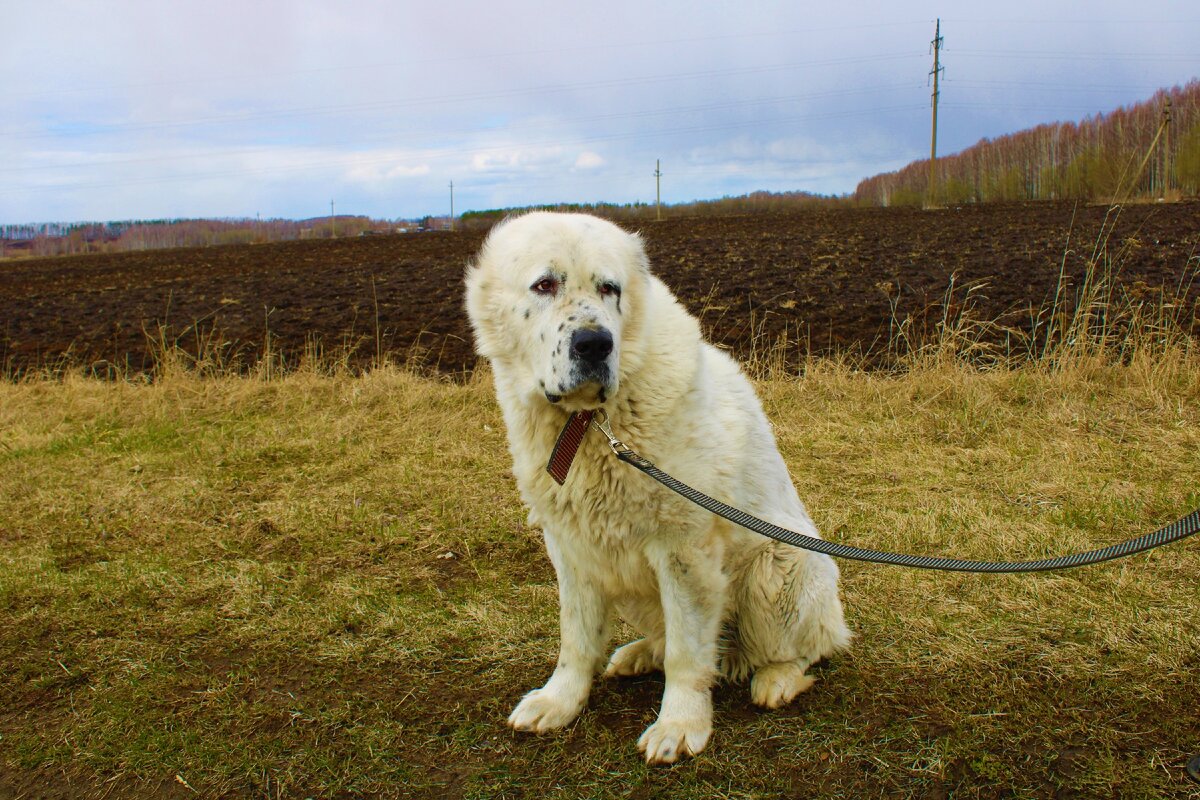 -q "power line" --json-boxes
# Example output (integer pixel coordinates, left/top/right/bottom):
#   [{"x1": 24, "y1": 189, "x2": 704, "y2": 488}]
[
  {"x1": 944, "y1": 78, "x2": 1180, "y2": 92},
  {"x1": 940, "y1": 102, "x2": 1158, "y2": 112},
  {"x1": 0, "y1": 82, "x2": 921, "y2": 173},
  {"x1": 0, "y1": 20, "x2": 932, "y2": 100},
  {"x1": 953, "y1": 48, "x2": 1200, "y2": 62},
  {"x1": 939, "y1": 17, "x2": 1200, "y2": 26},
  {"x1": 0, "y1": 53, "x2": 925, "y2": 141},
  {"x1": 0, "y1": 103, "x2": 927, "y2": 196}
]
